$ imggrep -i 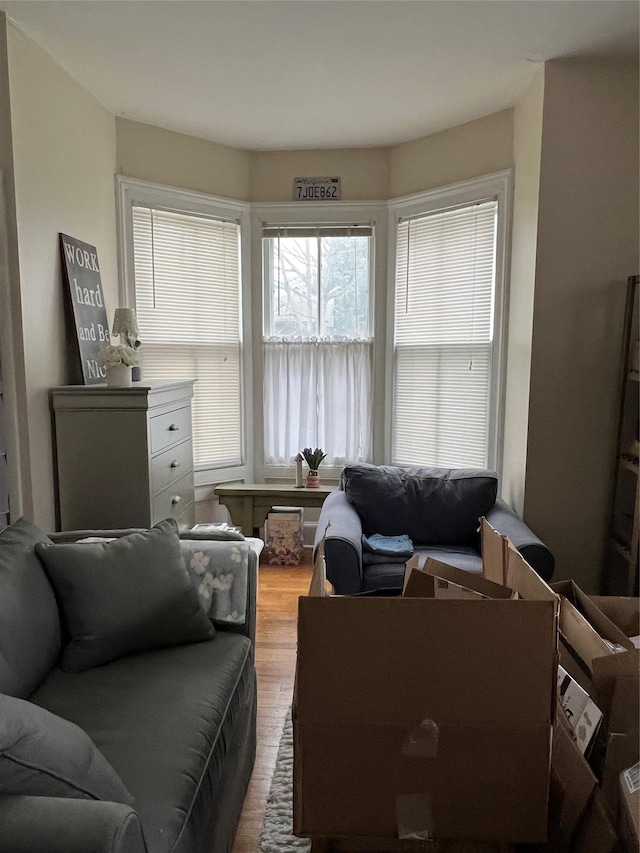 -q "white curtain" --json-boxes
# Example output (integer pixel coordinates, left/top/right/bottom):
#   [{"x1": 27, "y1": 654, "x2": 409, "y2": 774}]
[{"x1": 263, "y1": 338, "x2": 372, "y2": 466}]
